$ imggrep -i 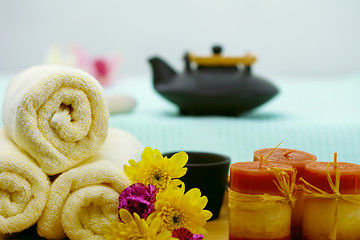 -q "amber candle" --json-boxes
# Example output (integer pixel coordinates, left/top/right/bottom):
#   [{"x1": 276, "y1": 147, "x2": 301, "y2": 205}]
[
  {"x1": 229, "y1": 161, "x2": 294, "y2": 240},
  {"x1": 254, "y1": 148, "x2": 317, "y2": 239},
  {"x1": 301, "y1": 161, "x2": 360, "y2": 240},
  {"x1": 254, "y1": 148, "x2": 317, "y2": 181}
]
